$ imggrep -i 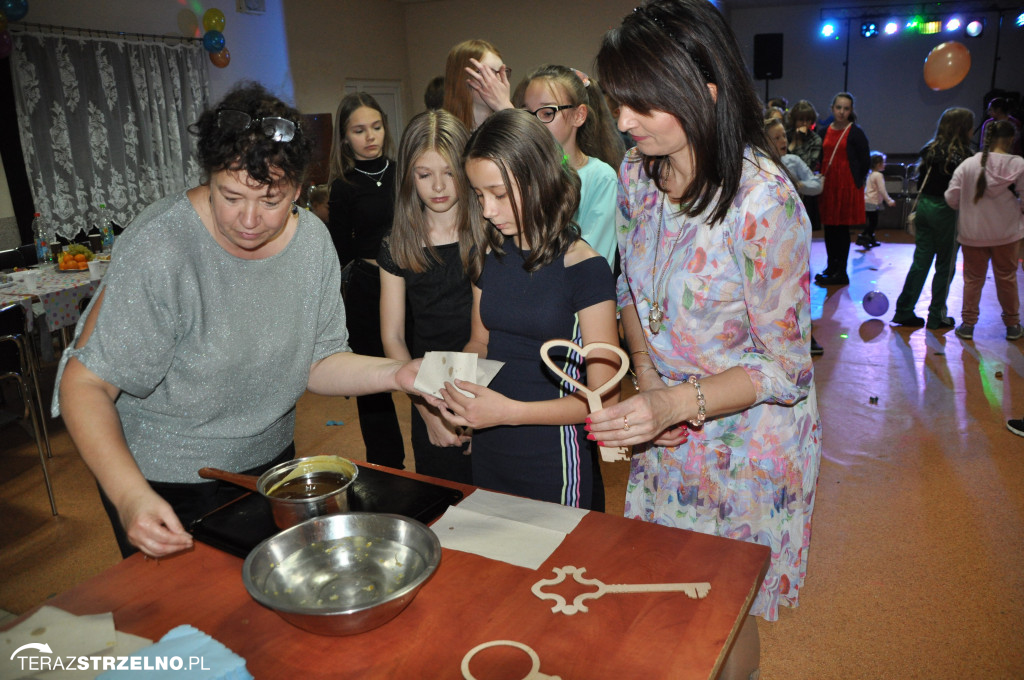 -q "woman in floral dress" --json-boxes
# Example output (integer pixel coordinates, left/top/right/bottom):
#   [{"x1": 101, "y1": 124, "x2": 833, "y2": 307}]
[{"x1": 590, "y1": 2, "x2": 821, "y2": 678}]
